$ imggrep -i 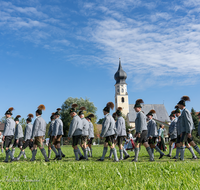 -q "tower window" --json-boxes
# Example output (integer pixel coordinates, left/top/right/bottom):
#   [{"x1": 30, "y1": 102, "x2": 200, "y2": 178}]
[{"x1": 121, "y1": 97, "x2": 124, "y2": 103}]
